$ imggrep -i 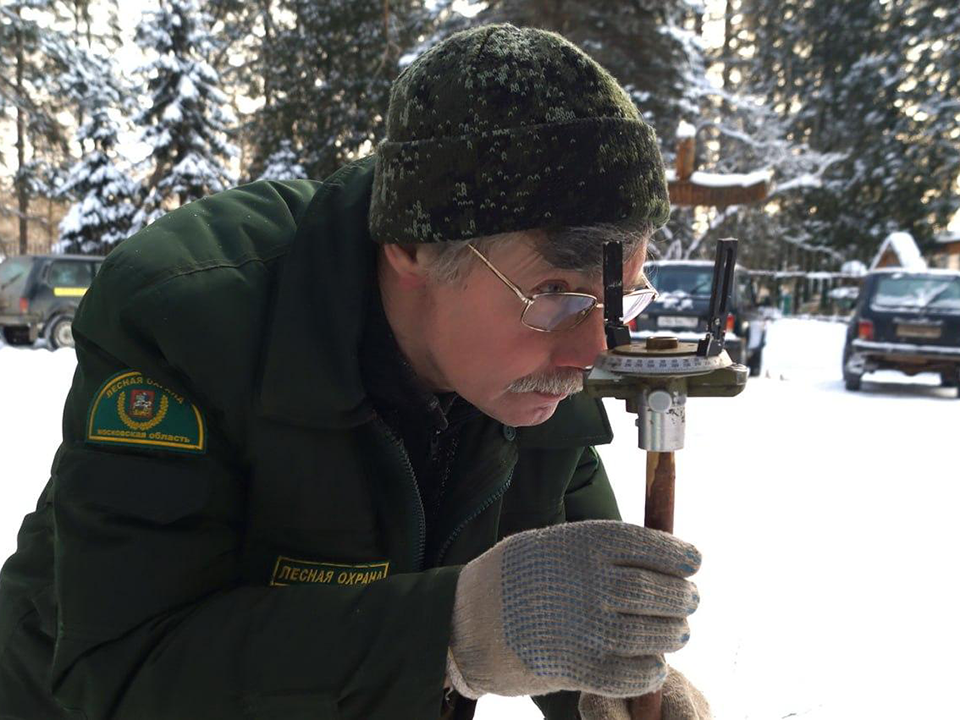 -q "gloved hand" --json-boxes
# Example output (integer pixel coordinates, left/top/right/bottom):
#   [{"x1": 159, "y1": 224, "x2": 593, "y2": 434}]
[
  {"x1": 446, "y1": 520, "x2": 701, "y2": 699},
  {"x1": 578, "y1": 666, "x2": 713, "y2": 719}
]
